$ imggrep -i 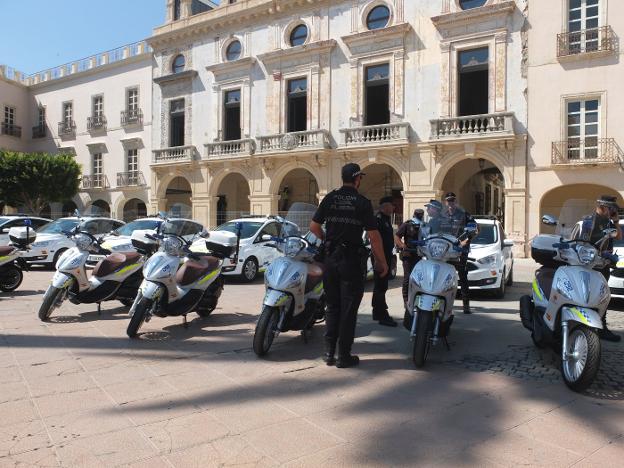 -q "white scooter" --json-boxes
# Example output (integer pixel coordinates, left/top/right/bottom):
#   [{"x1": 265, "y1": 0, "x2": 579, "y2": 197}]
[
  {"x1": 519, "y1": 214, "x2": 617, "y2": 392},
  {"x1": 126, "y1": 223, "x2": 241, "y2": 337},
  {"x1": 253, "y1": 203, "x2": 325, "y2": 356},
  {"x1": 406, "y1": 215, "x2": 476, "y2": 367},
  {"x1": 0, "y1": 223, "x2": 37, "y2": 292}
]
